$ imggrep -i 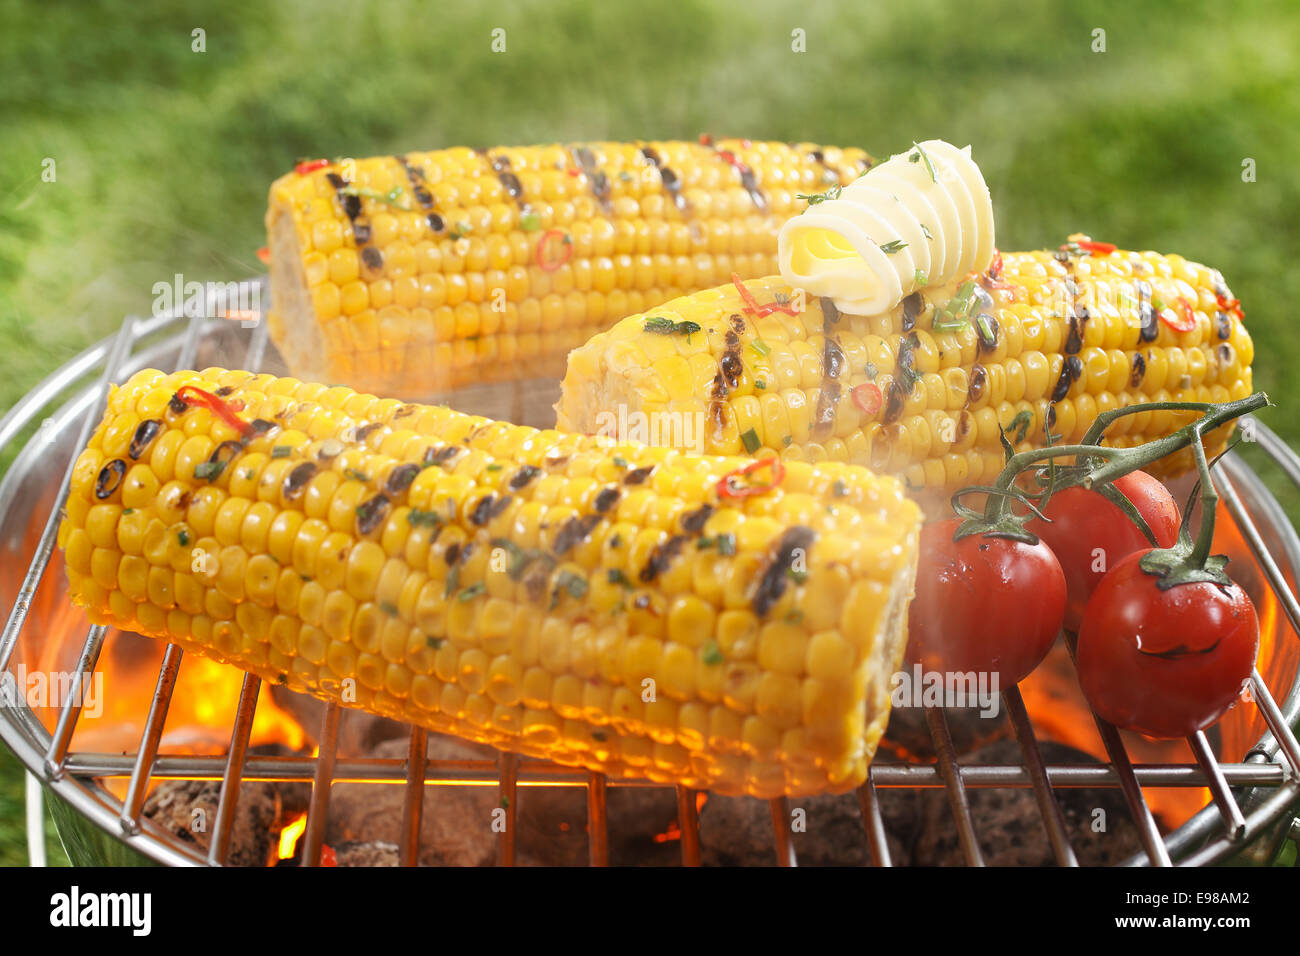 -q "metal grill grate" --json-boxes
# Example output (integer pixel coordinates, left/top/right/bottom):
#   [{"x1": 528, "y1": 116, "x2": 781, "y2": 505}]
[{"x1": 2, "y1": 280, "x2": 1299, "y2": 867}]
